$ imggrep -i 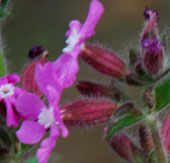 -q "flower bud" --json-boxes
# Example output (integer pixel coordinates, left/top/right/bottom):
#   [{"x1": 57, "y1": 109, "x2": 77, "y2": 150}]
[
  {"x1": 28, "y1": 45, "x2": 45, "y2": 59},
  {"x1": 143, "y1": 40, "x2": 163, "y2": 76},
  {"x1": 139, "y1": 124, "x2": 154, "y2": 153},
  {"x1": 162, "y1": 112, "x2": 170, "y2": 153},
  {"x1": 80, "y1": 44, "x2": 127, "y2": 78},
  {"x1": 61, "y1": 99, "x2": 117, "y2": 127},
  {"x1": 109, "y1": 134, "x2": 142, "y2": 162},
  {"x1": 141, "y1": 8, "x2": 159, "y2": 44},
  {"x1": 21, "y1": 46, "x2": 48, "y2": 97},
  {"x1": 76, "y1": 80, "x2": 118, "y2": 99}
]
